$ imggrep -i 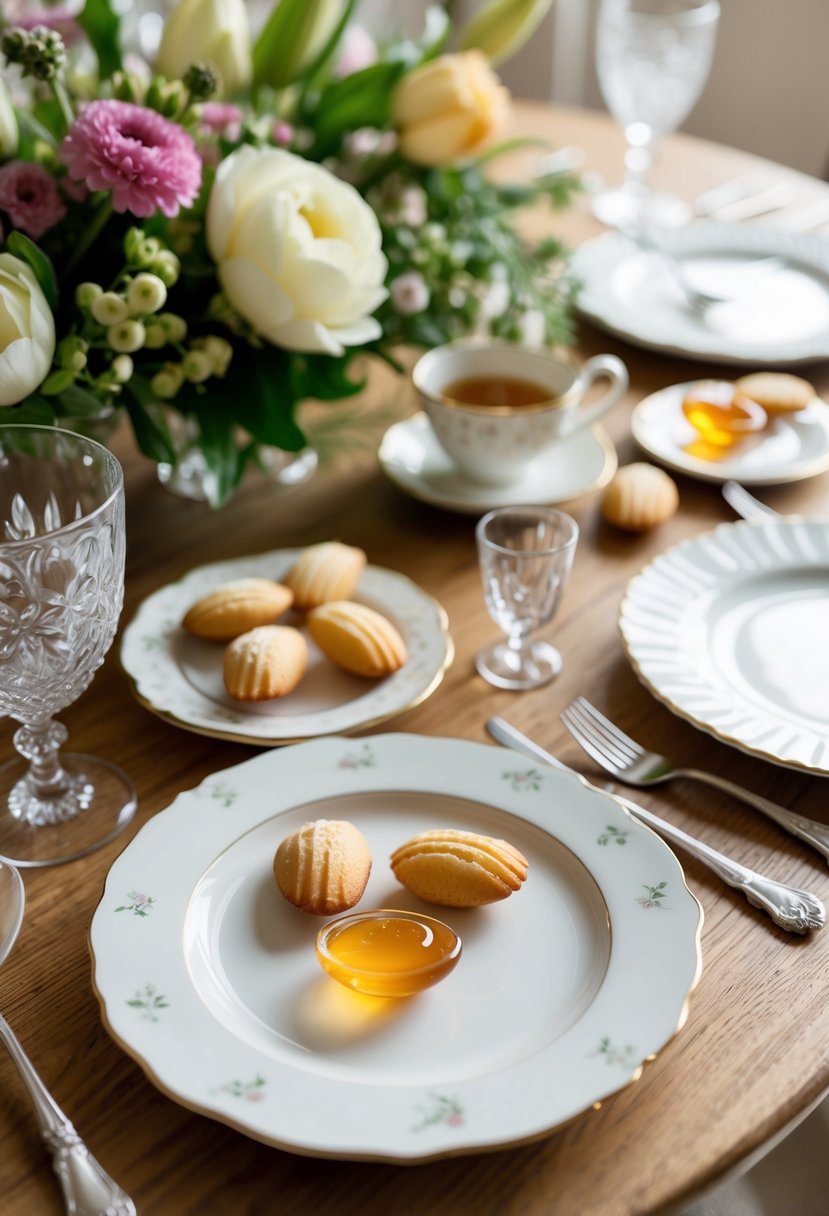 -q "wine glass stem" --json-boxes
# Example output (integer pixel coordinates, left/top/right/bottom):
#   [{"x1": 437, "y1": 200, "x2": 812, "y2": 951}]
[
  {"x1": 623, "y1": 131, "x2": 653, "y2": 193},
  {"x1": 13, "y1": 720, "x2": 70, "y2": 798}
]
